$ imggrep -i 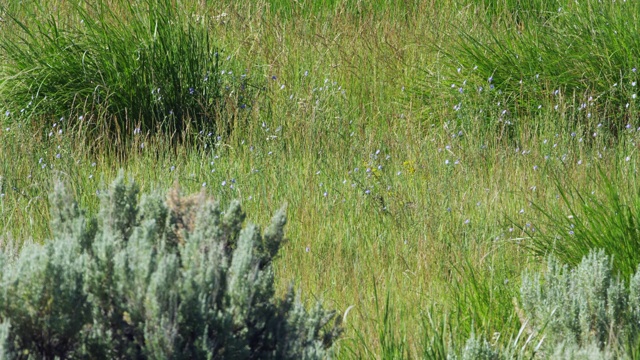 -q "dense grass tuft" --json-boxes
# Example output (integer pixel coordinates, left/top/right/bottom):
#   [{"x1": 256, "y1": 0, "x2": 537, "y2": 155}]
[
  {"x1": 448, "y1": 0, "x2": 640, "y2": 132},
  {"x1": 0, "y1": 0, "x2": 255, "y2": 140},
  {"x1": 527, "y1": 163, "x2": 640, "y2": 280}
]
